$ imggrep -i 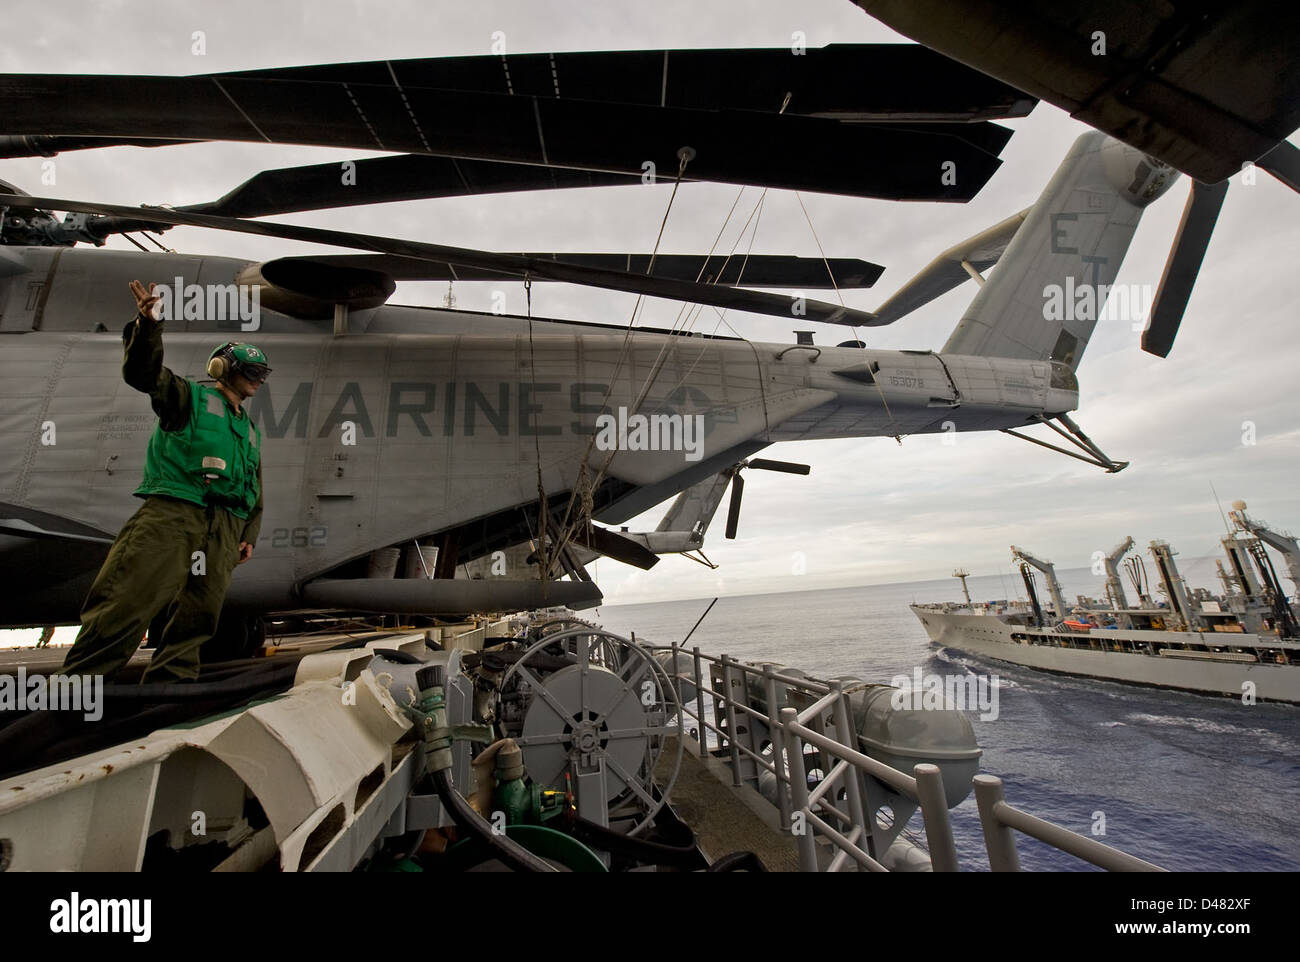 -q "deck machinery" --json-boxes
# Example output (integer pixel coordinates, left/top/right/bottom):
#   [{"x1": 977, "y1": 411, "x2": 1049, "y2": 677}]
[
  {"x1": 0, "y1": 610, "x2": 1163, "y2": 872},
  {"x1": 0, "y1": 615, "x2": 1001, "y2": 872}
]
